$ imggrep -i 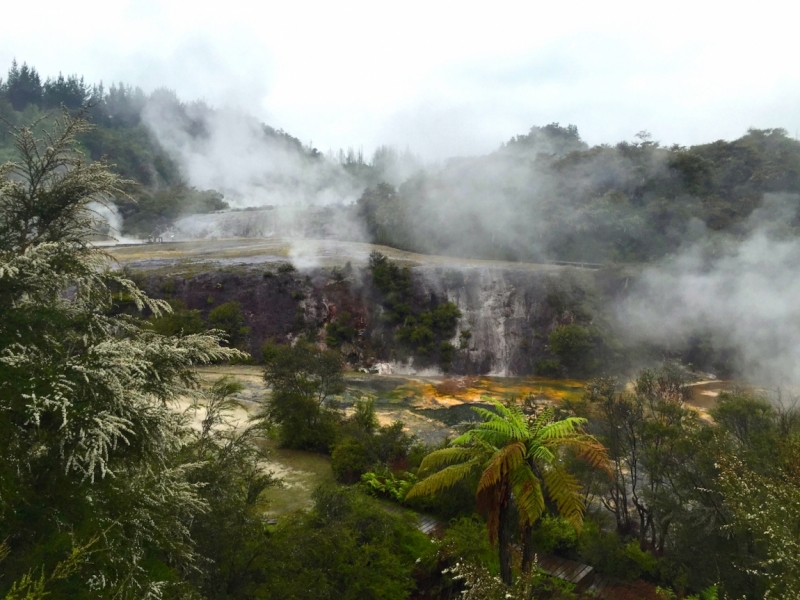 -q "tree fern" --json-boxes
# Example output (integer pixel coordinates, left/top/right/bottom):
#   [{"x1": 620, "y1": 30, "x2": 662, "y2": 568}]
[{"x1": 407, "y1": 397, "x2": 609, "y2": 585}]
